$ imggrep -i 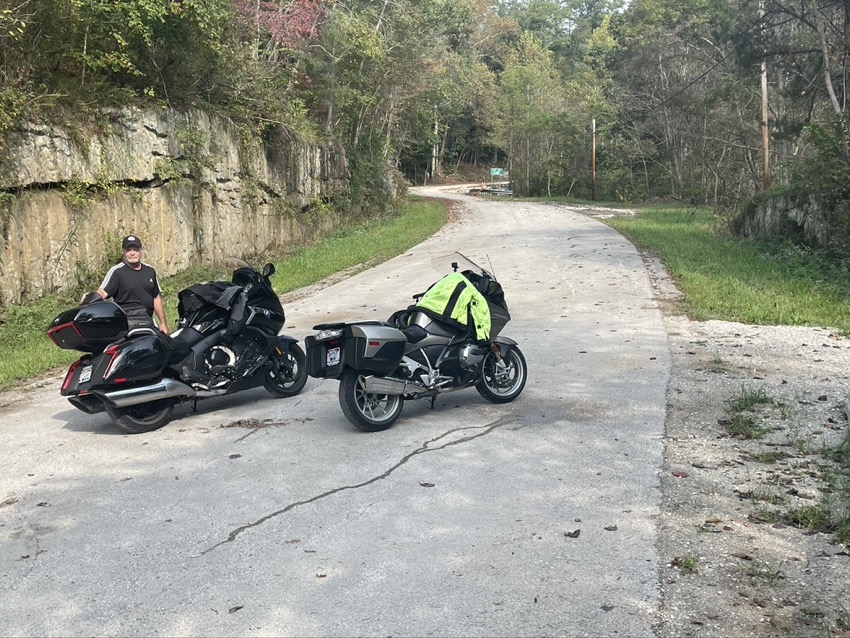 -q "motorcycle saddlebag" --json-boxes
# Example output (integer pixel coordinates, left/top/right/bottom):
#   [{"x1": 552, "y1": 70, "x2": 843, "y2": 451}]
[
  {"x1": 307, "y1": 322, "x2": 407, "y2": 377},
  {"x1": 48, "y1": 300, "x2": 128, "y2": 352},
  {"x1": 305, "y1": 334, "x2": 345, "y2": 378}
]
